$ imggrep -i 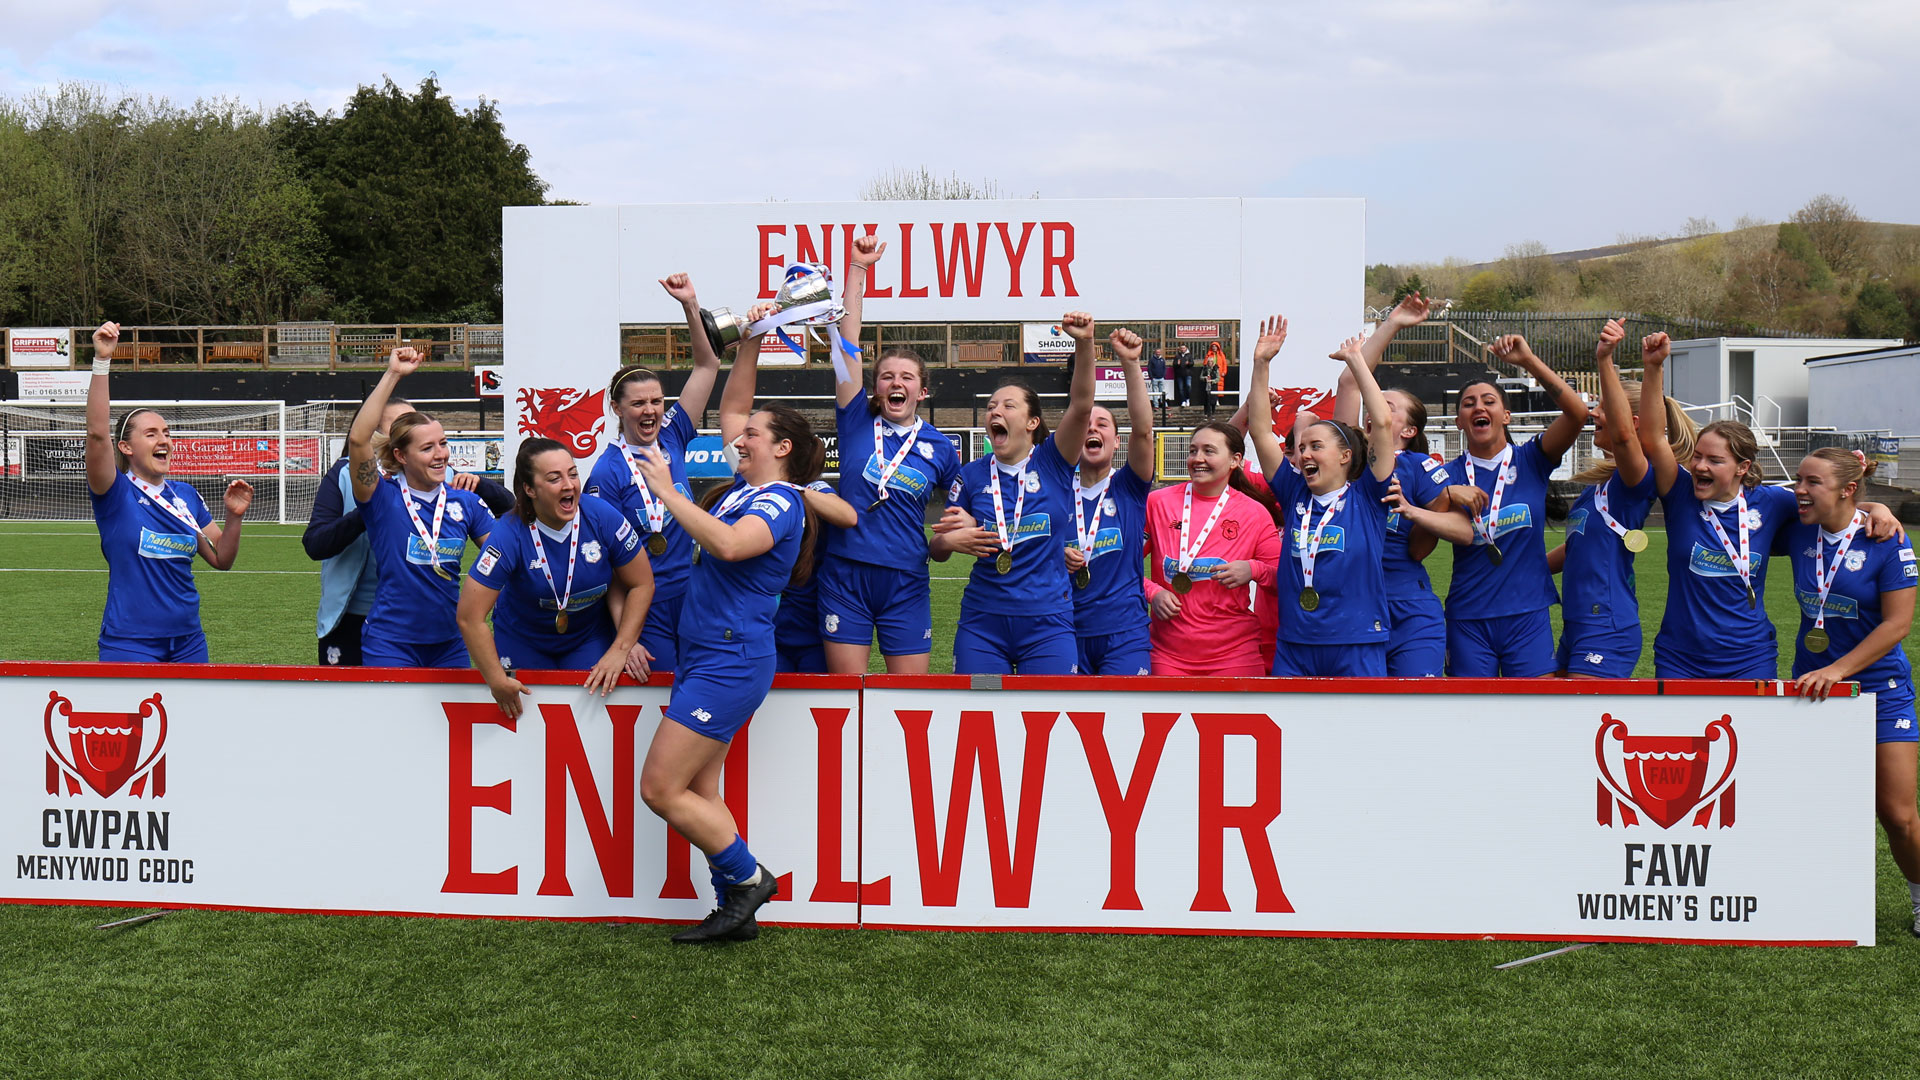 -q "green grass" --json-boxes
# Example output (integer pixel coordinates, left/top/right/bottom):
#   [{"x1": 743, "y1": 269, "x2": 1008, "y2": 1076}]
[{"x1": 3, "y1": 521, "x2": 1920, "y2": 1078}]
